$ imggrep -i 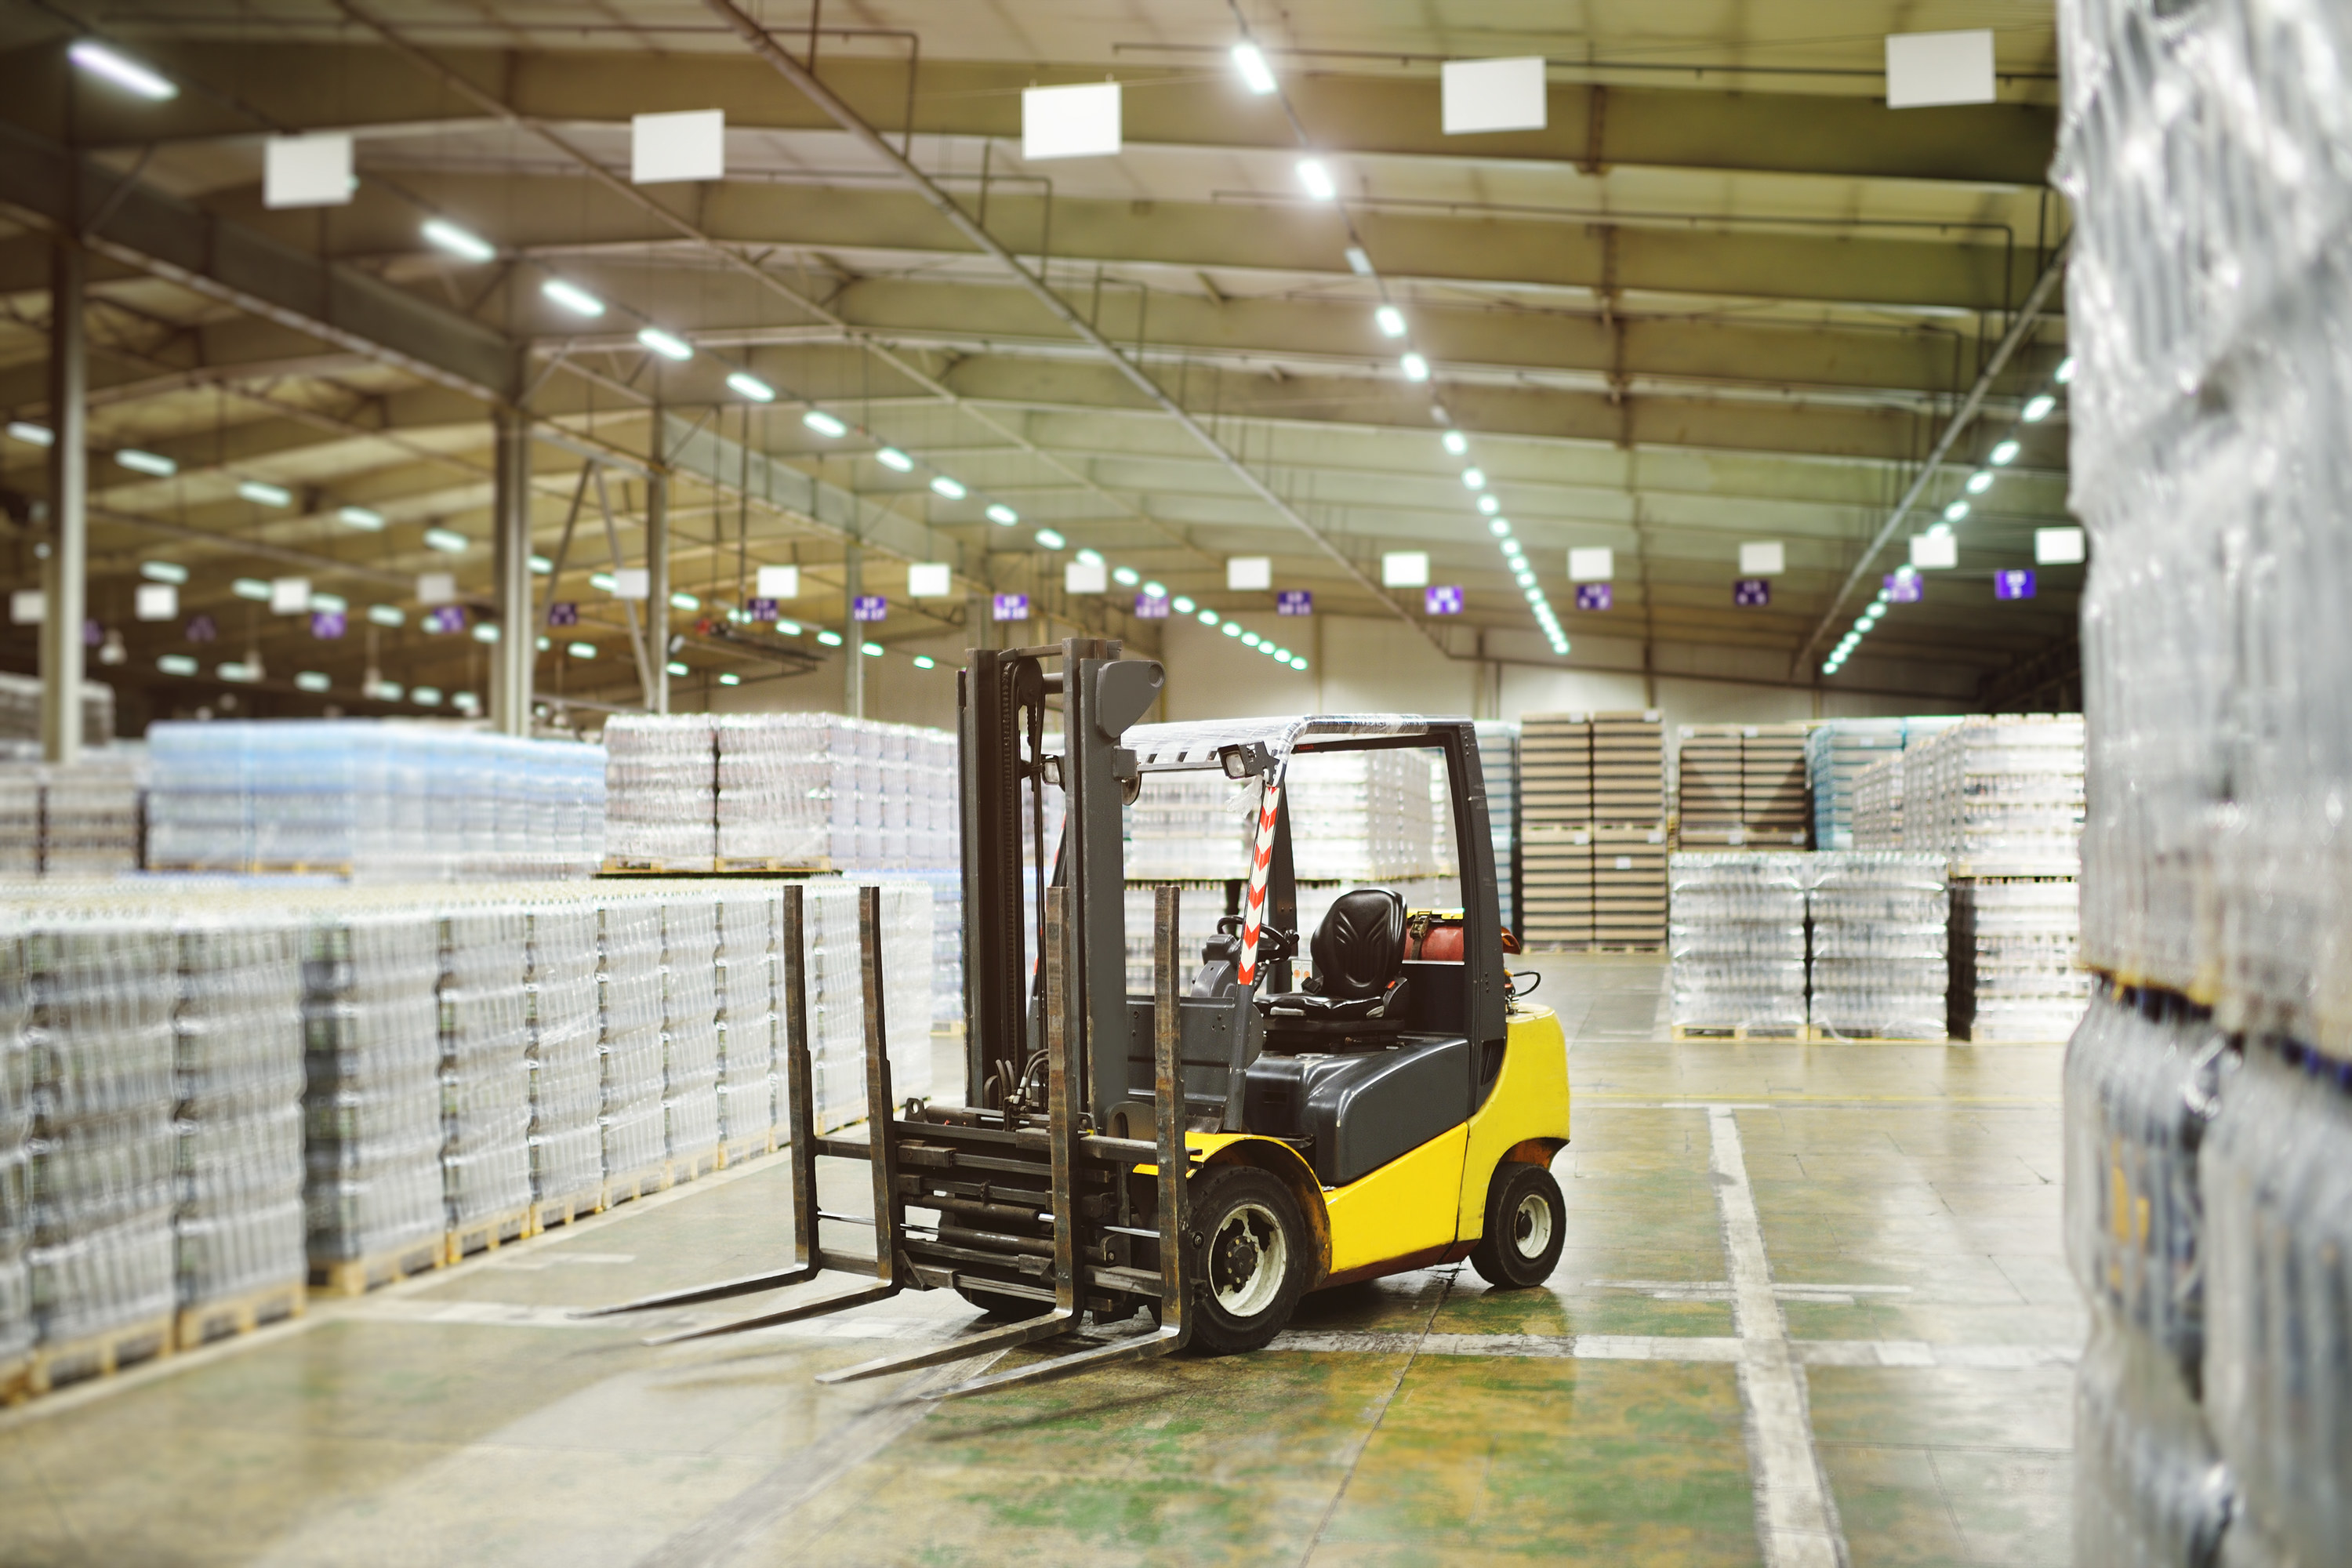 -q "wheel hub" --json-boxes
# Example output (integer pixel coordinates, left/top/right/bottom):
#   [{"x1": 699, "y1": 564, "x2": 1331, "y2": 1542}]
[
  {"x1": 1512, "y1": 1190, "x2": 1554, "y2": 1259},
  {"x1": 1207, "y1": 1200, "x2": 1289, "y2": 1318}
]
